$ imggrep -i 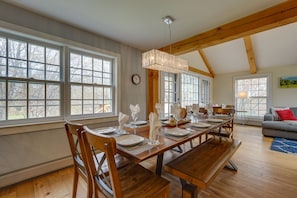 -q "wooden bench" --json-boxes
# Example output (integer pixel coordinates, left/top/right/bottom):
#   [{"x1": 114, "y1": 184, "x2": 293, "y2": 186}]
[{"x1": 165, "y1": 137, "x2": 241, "y2": 198}]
